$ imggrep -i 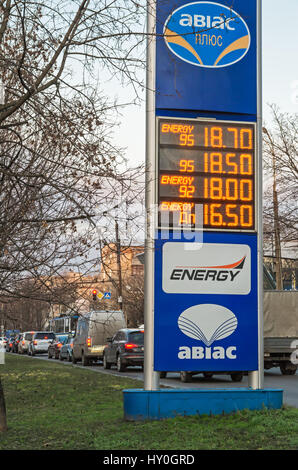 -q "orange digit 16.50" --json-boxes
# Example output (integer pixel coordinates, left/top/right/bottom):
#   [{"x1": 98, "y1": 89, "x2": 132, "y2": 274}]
[{"x1": 210, "y1": 204, "x2": 223, "y2": 226}]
